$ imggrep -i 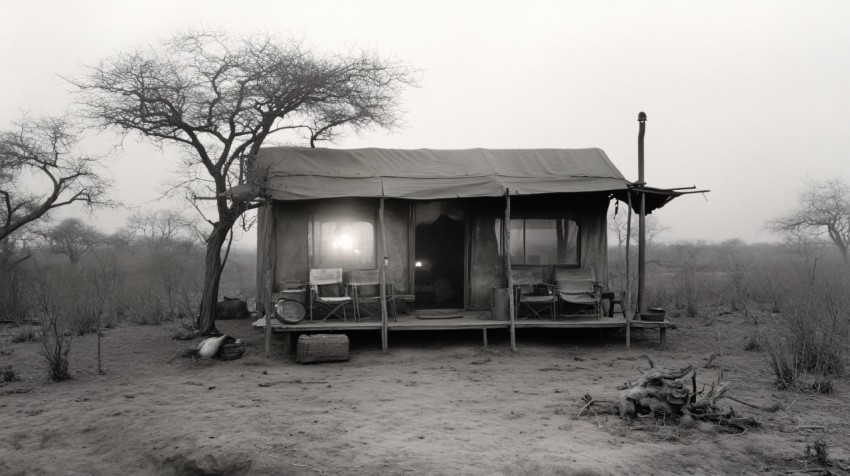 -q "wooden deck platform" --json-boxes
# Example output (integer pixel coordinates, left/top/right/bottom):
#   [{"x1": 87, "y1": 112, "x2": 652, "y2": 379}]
[
  {"x1": 252, "y1": 311, "x2": 508, "y2": 332},
  {"x1": 252, "y1": 310, "x2": 676, "y2": 346}
]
